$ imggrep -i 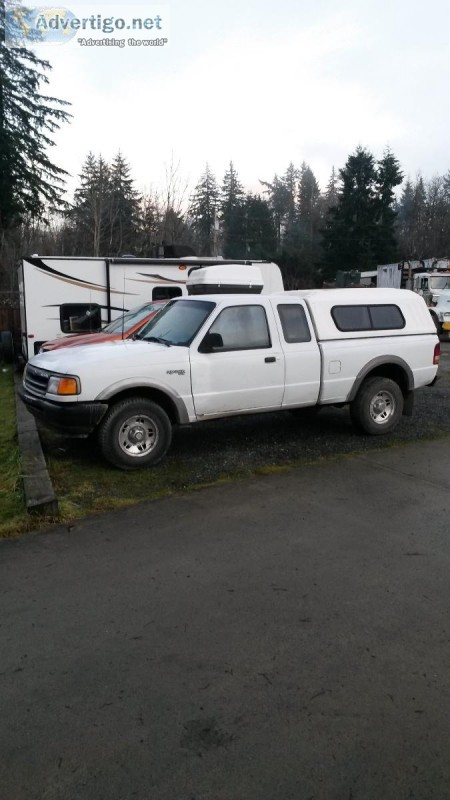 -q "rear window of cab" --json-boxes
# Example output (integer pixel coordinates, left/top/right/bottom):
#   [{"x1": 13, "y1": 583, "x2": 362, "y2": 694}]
[{"x1": 331, "y1": 304, "x2": 405, "y2": 332}]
